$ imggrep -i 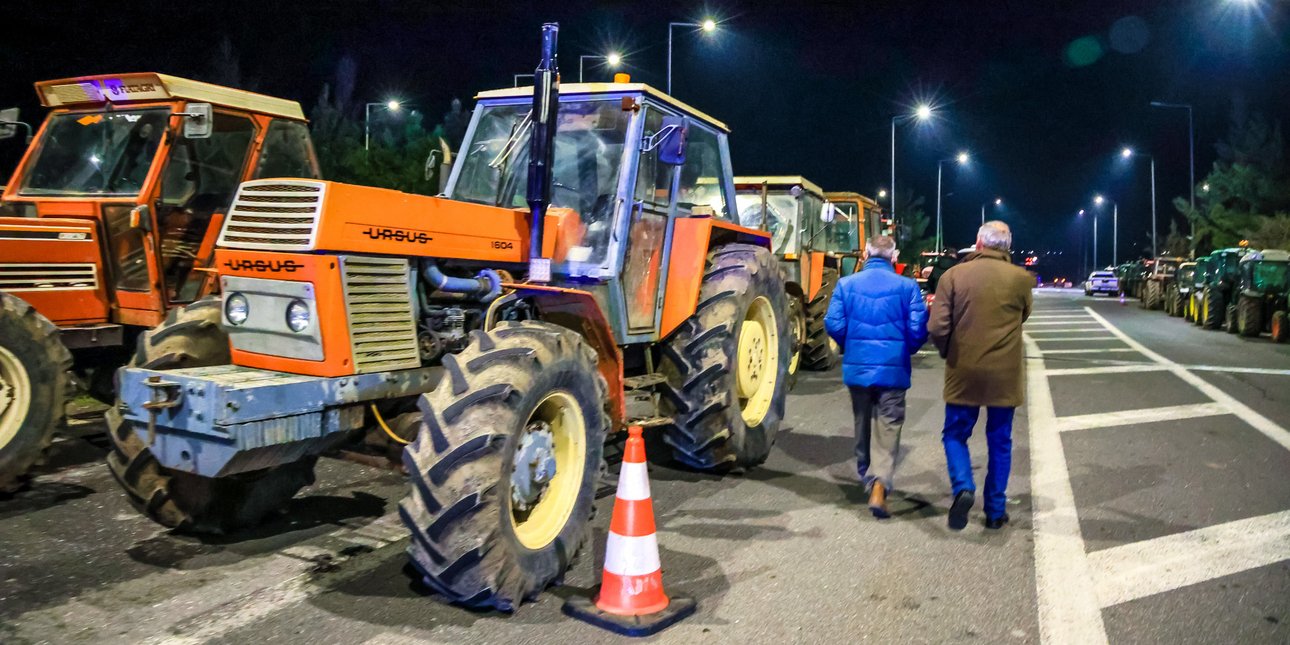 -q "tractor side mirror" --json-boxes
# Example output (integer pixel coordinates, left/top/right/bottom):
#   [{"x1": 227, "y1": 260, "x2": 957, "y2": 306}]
[
  {"x1": 820, "y1": 202, "x2": 836, "y2": 223},
  {"x1": 179, "y1": 103, "x2": 213, "y2": 139},
  {"x1": 128, "y1": 204, "x2": 152, "y2": 232},
  {"x1": 654, "y1": 116, "x2": 688, "y2": 166},
  {"x1": 0, "y1": 107, "x2": 32, "y2": 143}
]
